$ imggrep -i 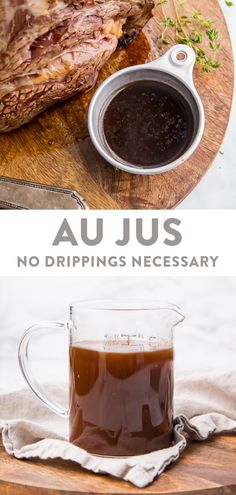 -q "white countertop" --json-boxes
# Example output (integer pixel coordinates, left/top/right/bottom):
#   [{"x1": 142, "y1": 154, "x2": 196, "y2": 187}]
[{"x1": 180, "y1": 2, "x2": 236, "y2": 208}]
